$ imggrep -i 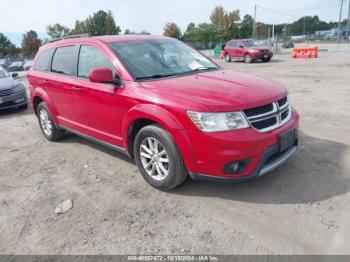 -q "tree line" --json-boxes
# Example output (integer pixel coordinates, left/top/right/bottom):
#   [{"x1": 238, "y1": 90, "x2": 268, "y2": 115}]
[
  {"x1": 1, "y1": 6, "x2": 348, "y2": 59},
  {"x1": 164, "y1": 5, "x2": 348, "y2": 43}
]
